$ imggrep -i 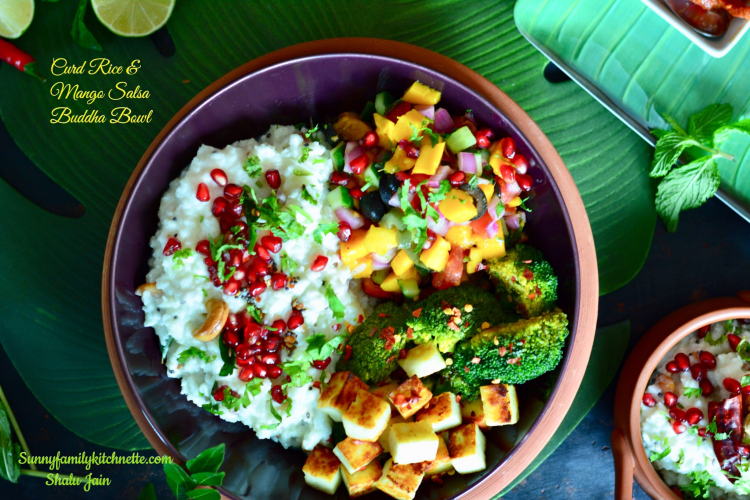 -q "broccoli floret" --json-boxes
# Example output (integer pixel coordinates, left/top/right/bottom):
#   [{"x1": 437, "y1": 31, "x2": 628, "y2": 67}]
[
  {"x1": 444, "y1": 308, "x2": 569, "y2": 400},
  {"x1": 406, "y1": 284, "x2": 504, "y2": 353},
  {"x1": 487, "y1": 244, "x2": 558, "y2": 319},
  {"x1": 336, "y1": 302, "x2": 411, "y2": 384}
]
